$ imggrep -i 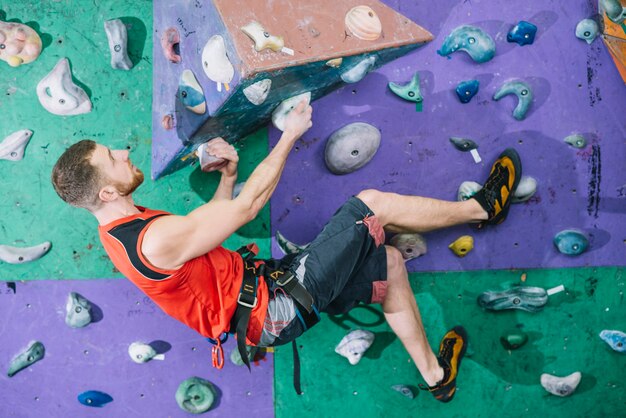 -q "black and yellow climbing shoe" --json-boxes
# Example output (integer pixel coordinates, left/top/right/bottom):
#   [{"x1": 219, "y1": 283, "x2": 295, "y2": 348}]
[
  {"x1": 419, "y1": 326, "x2": 468, "y2": 403},
  {"x1": 473, "y1": 148, "x2": 522, "y2": 227}
]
